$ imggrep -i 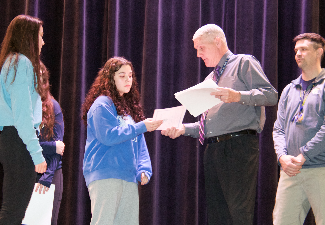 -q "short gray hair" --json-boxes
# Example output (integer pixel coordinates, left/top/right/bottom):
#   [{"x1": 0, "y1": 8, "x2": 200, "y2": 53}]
[{"x1": 193, "y1": 24, "x2": 227, "y2": 44}]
